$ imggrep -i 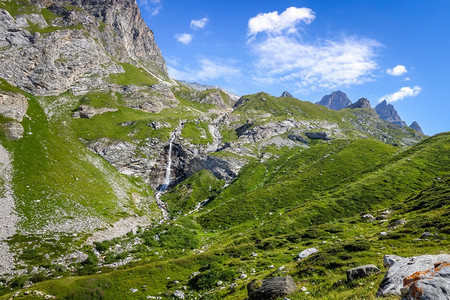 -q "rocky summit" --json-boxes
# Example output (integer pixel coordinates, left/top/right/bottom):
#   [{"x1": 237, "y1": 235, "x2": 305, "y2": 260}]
[
  {"x1": 0, "y1": 1, "x2": 447, "y2": 300},
  {"x1": 375, "y1": 100, "x2": 407, "y2": 127},
  {"x1": 316, "y1": 90, "x2": 352, "y2": 110}
]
